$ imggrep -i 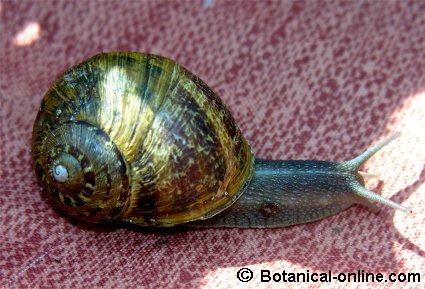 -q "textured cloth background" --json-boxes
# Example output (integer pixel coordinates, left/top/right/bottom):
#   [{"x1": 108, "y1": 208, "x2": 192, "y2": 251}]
[{"x1": 0, "y1": 0, "x2": 424, "y2": 288}]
